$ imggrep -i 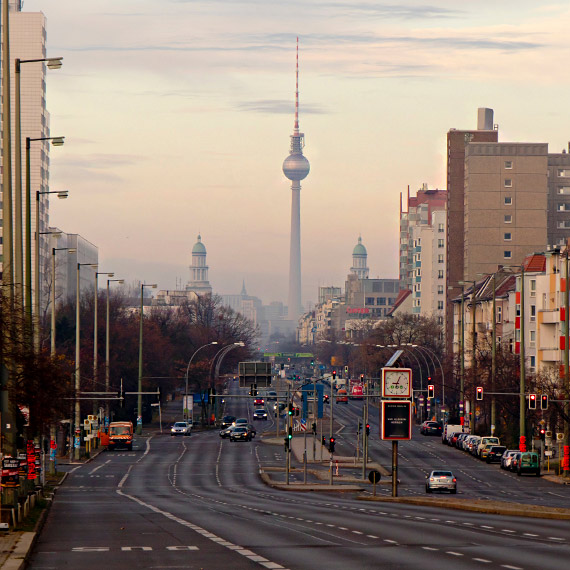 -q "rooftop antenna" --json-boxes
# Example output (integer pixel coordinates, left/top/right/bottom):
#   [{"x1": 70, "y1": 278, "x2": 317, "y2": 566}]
[{"x1": 294, "y1": 36, "x2": 299, "y2": 134}]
